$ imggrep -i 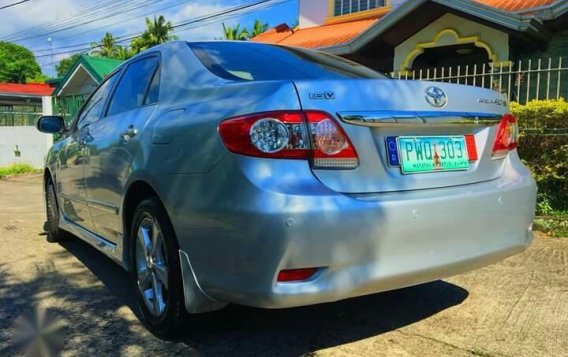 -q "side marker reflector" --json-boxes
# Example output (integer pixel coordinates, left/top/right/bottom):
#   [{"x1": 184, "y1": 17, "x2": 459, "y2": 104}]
[
  {"x1": 277, "y1": 268, "x2": 318, "y2": 282},
  {"x1": 465, "y1": 135, "x2": 478, "y2": 161}
]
